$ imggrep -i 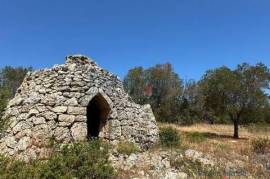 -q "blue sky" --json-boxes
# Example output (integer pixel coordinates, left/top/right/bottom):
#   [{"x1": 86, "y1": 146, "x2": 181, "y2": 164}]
[{"x1": 0, "y1": 0, "x2": 270, "y2": 80}]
